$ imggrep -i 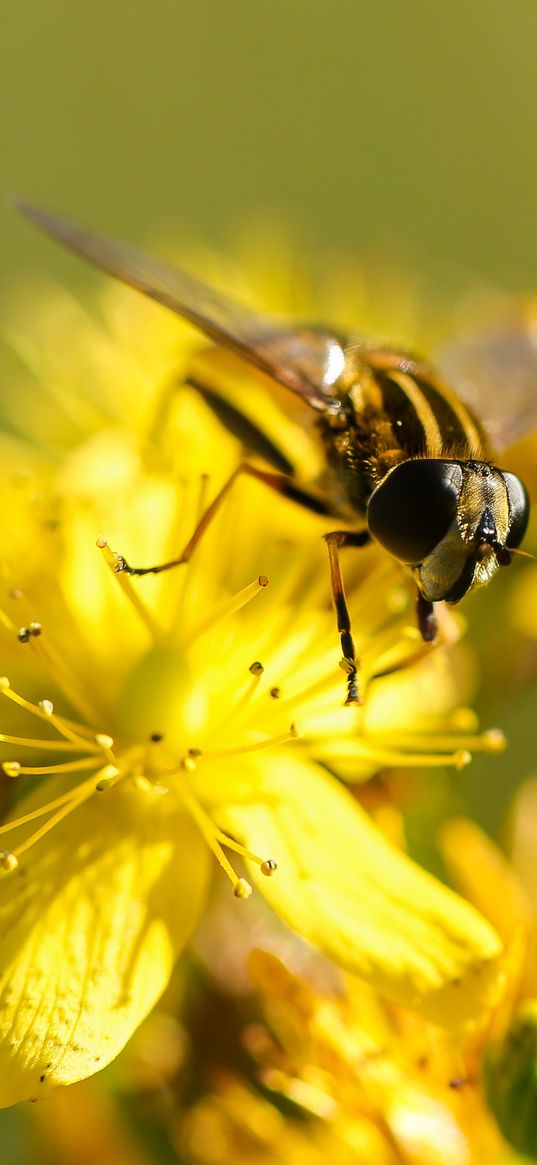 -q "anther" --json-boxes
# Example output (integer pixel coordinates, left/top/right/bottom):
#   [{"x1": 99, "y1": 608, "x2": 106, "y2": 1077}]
[
  {"x1": 454, "y1": 749, "x2": 472, "y2": 770},
  {"x1": 38, "y1": 700, "x2": 54, "y2": 717},
  {"x1": 2, "y1": 761, "x2": 21, "y2": 778},
  {"x1": 249, "y1": 661, "x2": 264, "y2": 676},
  {"x1": 180, "y1": 756, "x2": 197, "y2": 773},
  {"x1": 0, "y1": 851, "x2": 18, "y2": 873},
  {"x1": 188, "y1": 748, "x2": 203, "y2": 758},
  {"x1": 150, "y1": 733, "x2": 163, "y2": 743},
  {"x1": 270, "y1": 687, "x2": 281, "y2": 699},
  {"x1": 96, "y1": 777, "x2": 113, "y2": 792},
  {"x1": 0, "y1": 677, "x2": 10, "y2": 690},
  {"x1": 95, "y1": 765, "x2": 121, "y2": 791},
  {"x1": 17, "y1": 622, "x2": 42, "y2": 642},
  {"x1": 233, "y1": 878, "x2": 253, "y2": 899},
  {"x1": 96, "y1": 537, "x2": 108, "y2": 549},
  {"x1": 261, "y1": 859, "x2": 278, "y2": 876},
  {"x1": 95, "y1": 733, "x2": 114, "y2": 749},
  {"x1": 258, "y1": 575, "x2": 269, "y2": 588},
  {"x1": 481, "y1": 728, "x2": 506, "y2": 752},
  {"x1": 289, "y1": 722, "x2": 301, "y2": 739}
]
